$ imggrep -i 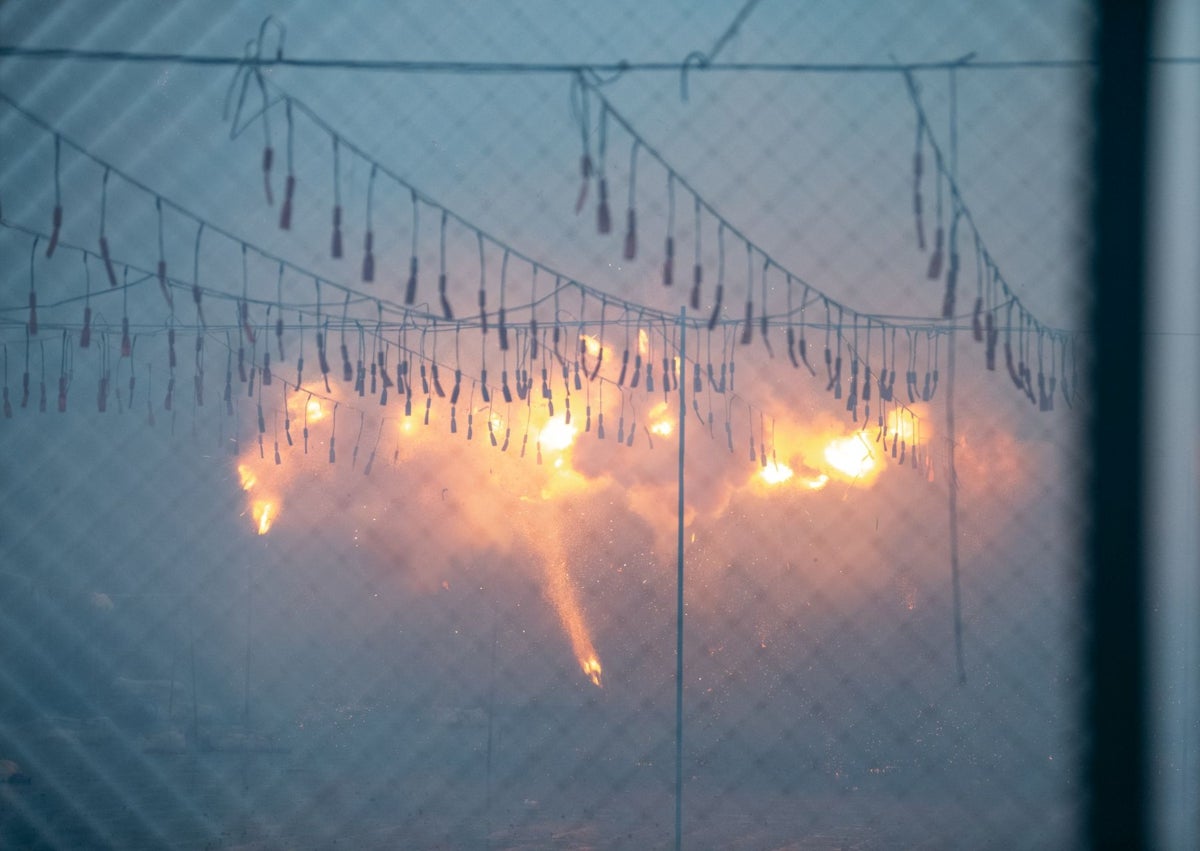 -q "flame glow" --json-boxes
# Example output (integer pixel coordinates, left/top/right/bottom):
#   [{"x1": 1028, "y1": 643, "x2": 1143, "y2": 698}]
[
  {"x1": 540, "y1": 417, "x2": 578, "y2": 452},
  {"x1": 238, "y1": 464, "x2": 258, "y2": 492},
  {"x1": 252, "y1": 500, "x2": 275, "y2": 535},
  {"x1": 759, "y1": 462, "x2": 794, "y2": 486},
  {"x1": 823, "y1": 434, "x2": 879, "y2": 482},
  {"x1": 648, "y1": 401, "x2": 673, "y2": 437}
]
